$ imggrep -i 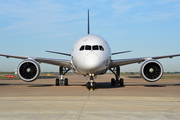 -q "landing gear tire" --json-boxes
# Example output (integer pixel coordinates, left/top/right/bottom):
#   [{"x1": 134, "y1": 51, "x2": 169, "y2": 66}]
[
  {"x1": 64, "y1": 78, "x2": 68, "y2": 86},
  {"x1": 86, "y1": 82, "x2": 96, "y2": 90},
  {"x1": 120, "y1": 78, "x2": 124, "y2": 86},
  {"x1": 56, "y1": 66, "x2": 70, "y2": 86},
  {"x1": 86, "y1": 82, "x2": 90, "y2": 90},
  {"x1": 111, "y1": 78, "x2": 115, "y2": 86},
  {"x1": 56, "y1": 79, "x2": 59, "y2": 86},
  {"x1": 93, "y1": 82, "x2": 96, "y2": 89},
  {"x1": 109, "y1": 67, "x2": 125, "y2": 87}
]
